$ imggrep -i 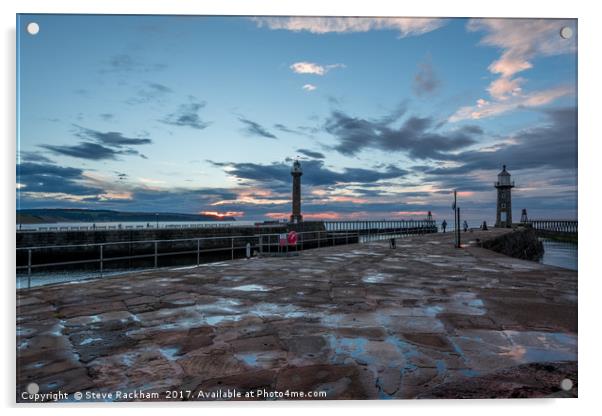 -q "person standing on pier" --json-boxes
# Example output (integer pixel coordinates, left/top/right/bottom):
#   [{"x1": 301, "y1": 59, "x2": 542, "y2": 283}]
[
  {"x1": 463, "y1": 220, "x2": 468, "y2": 232},
  {"x1": 441, "y1": 220, "x2": 447, "y2": 233}
]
